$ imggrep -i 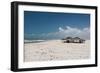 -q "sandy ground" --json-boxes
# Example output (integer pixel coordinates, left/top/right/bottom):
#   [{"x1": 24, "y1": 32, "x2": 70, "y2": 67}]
[{"x1": 24, "y1": 40, "x2": 90, "y2": 62}]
